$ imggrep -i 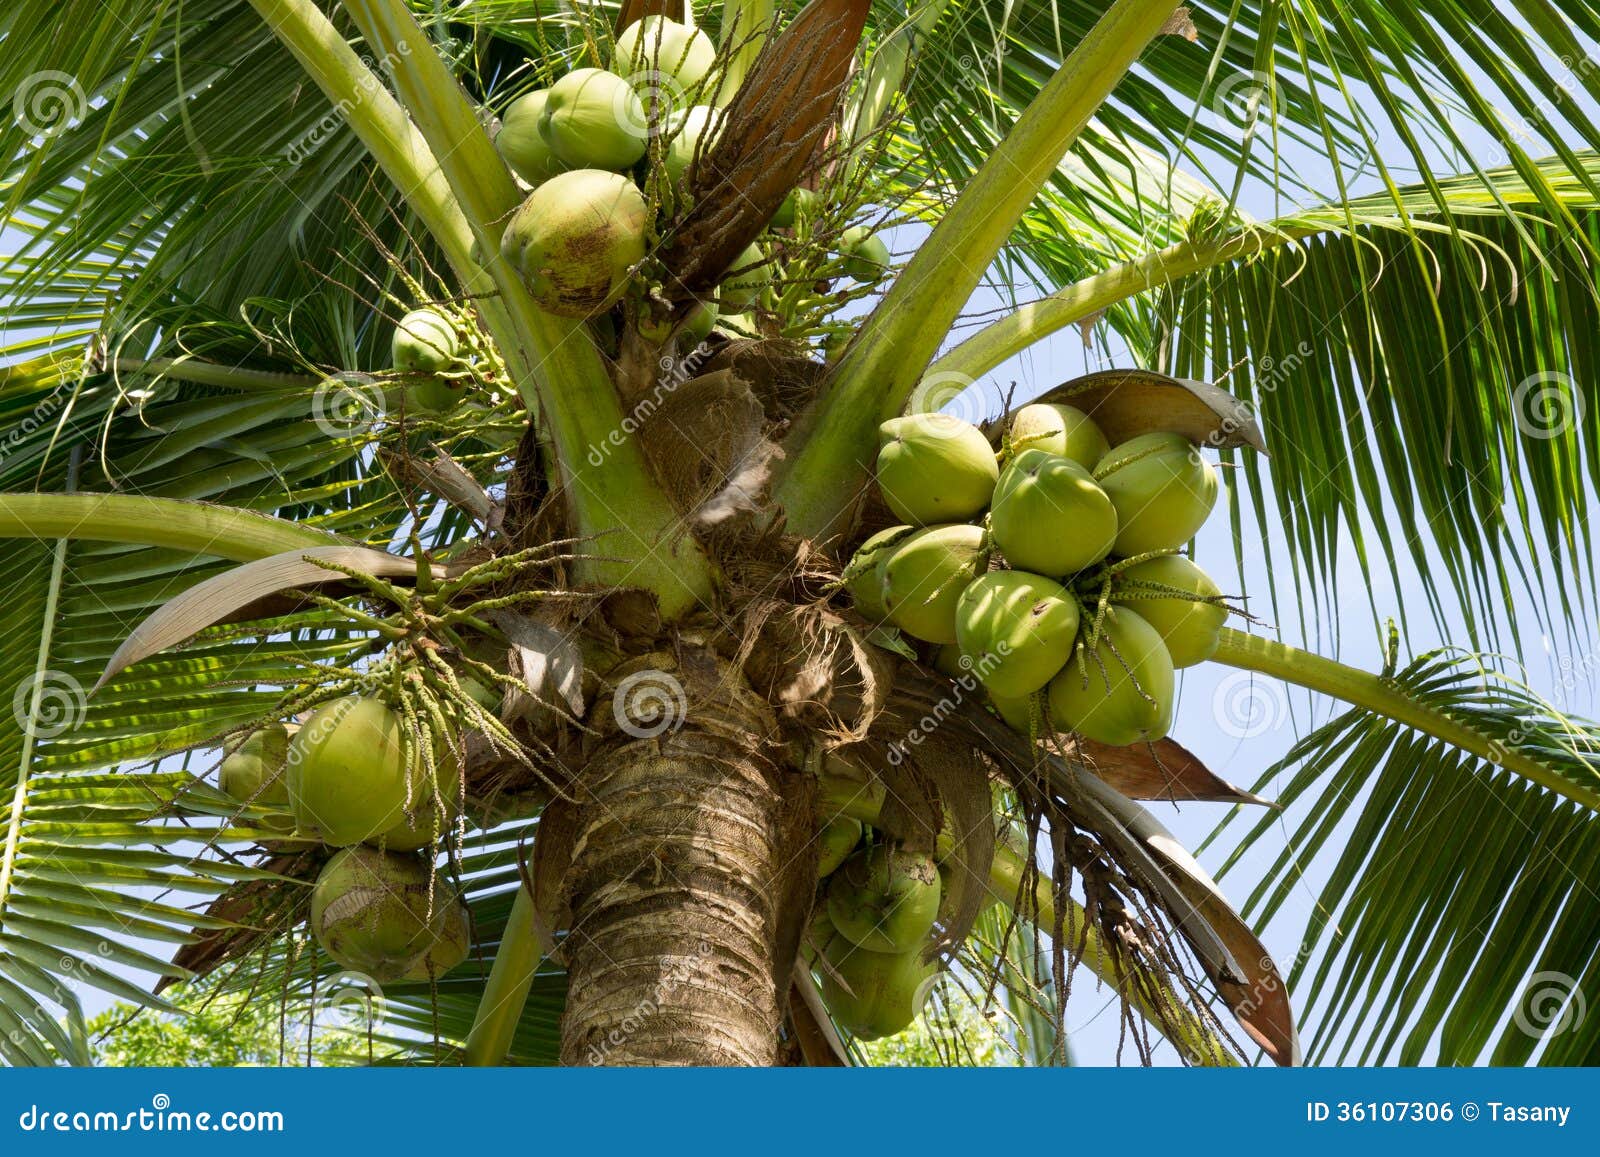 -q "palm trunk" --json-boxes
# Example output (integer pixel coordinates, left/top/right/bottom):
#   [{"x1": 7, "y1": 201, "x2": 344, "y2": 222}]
[{"x1": 559, "y1": 649, "x2": 807, "y2": 1066}]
